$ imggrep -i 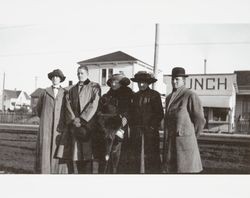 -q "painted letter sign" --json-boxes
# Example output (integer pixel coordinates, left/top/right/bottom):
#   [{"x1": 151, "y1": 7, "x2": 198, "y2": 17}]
[{"x1": 163, "y1": 74, "x2": 237, "y2": 96}]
